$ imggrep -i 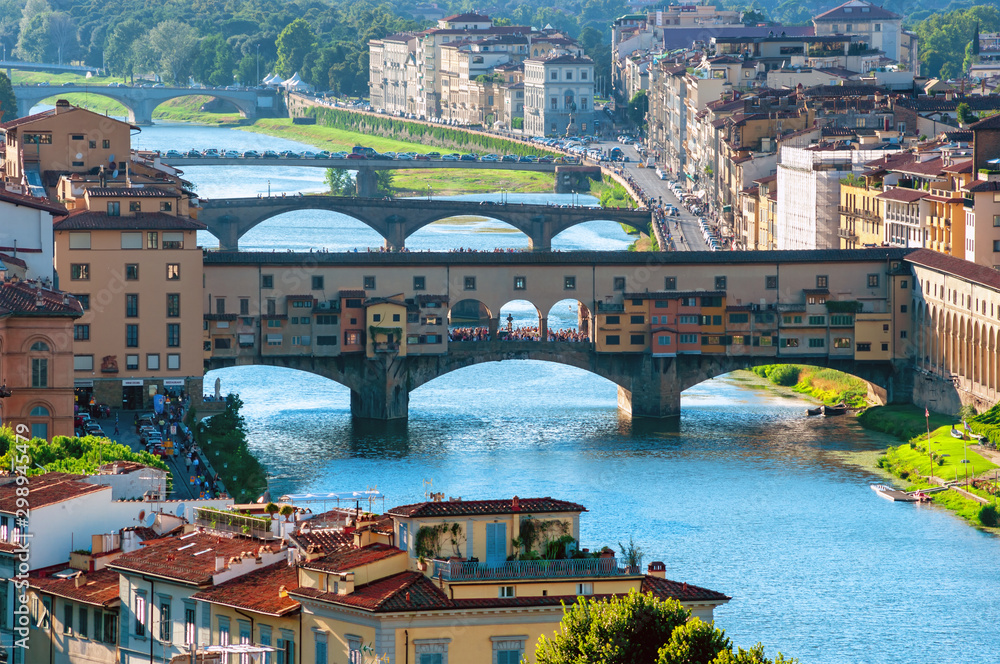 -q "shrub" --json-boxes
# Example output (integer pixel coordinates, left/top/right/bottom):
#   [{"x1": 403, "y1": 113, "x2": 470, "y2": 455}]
[
  {"x1": 978, "y1": 504, "x2": 998, "y2": 528},
  {"x1": 765, "y1": 365, "x2": 800, "y2": 387}
]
